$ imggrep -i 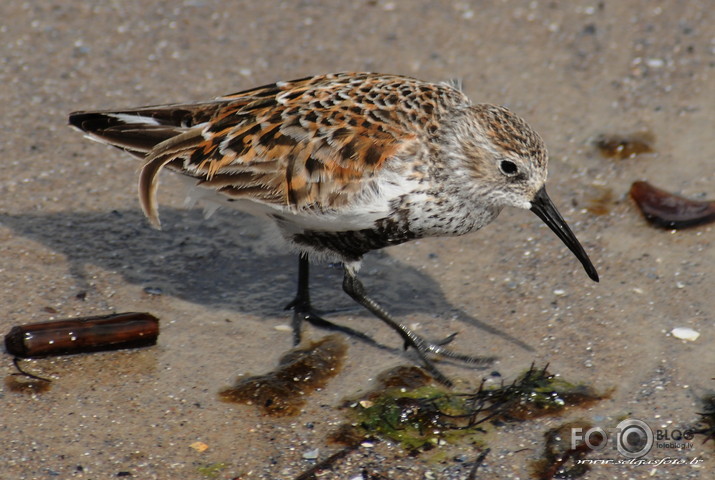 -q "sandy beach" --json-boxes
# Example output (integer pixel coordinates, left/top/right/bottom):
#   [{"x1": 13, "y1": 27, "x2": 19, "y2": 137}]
[{"x1": 1, "y1": 1, "x2": 713, "y2": 478}]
